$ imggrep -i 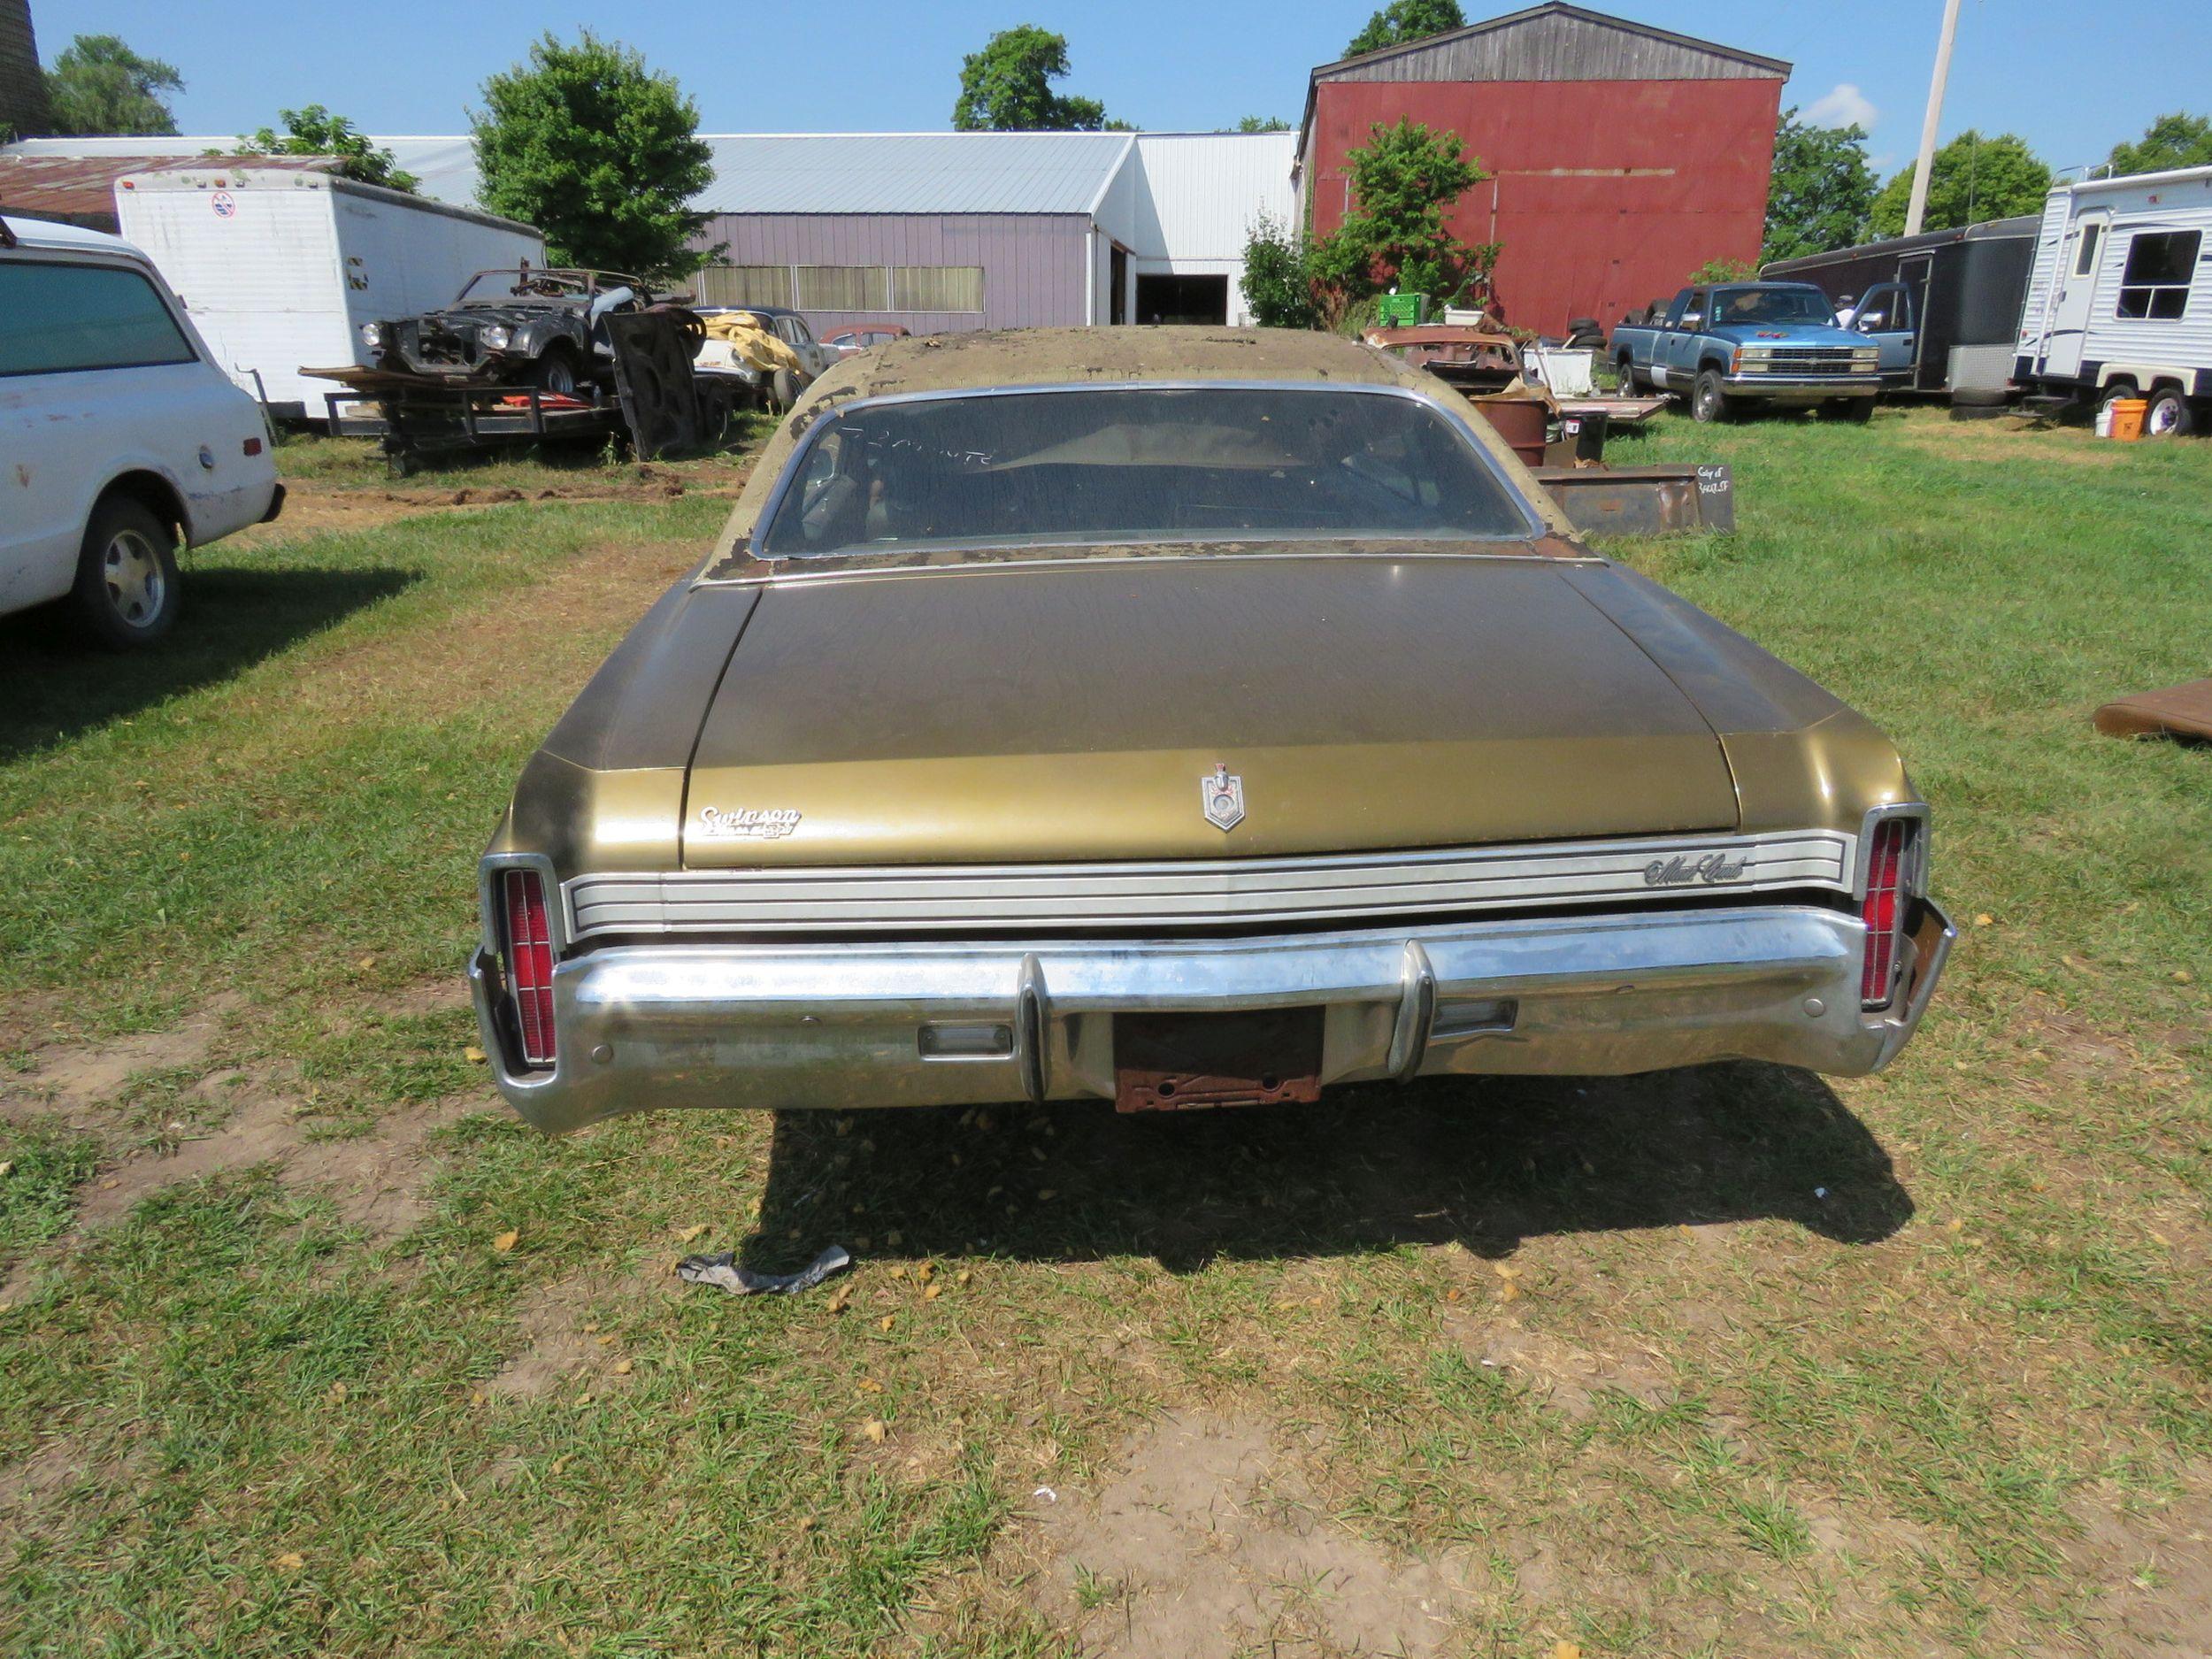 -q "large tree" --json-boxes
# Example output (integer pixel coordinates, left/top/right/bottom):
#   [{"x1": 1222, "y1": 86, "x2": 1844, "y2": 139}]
[
  {"x1": 1869, "y1": 131, "x2": 2050, "y2": 237},
  {"x1": 1310, "y1": 118, "x2": 1492, "y2": 320},
  {"x1": 2108, "y1": 113, "x2": 2212, "y2": 178},
  {"x1": 952, "y1": 27, "x2": 1110, "y2": 132},
  {"x1": 472, "y1": 33, "x2": 714, "y2": 280},
  {"x1": 42, "y1": 34, "x2": 181, "y2": 136},
  {"x1": 1763, "y1": 106, "x2": 1878, "y2": 262},
  {"x1": 240, "y1": 106, "x2": 417, "y2": 193},
  {"x1": 1344, "y1": 0, "x2": 1465, "y2": 58}
]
